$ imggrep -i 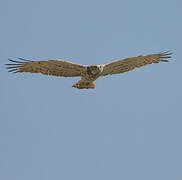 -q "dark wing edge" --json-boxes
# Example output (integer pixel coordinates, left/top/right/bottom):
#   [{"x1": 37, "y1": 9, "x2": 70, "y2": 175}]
[
  {"x1": 156, "y1": 50, "x2": 173, "y2": 62},
  {"x1": 6, "y1": 58, "x2": 33, "y2": 73},
  {"x1": 5, "y1": 58, "x2": 86, "y2": 77},
  {"x1": 101, "y1": 51, "x2": 172, "y2": 76}
]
